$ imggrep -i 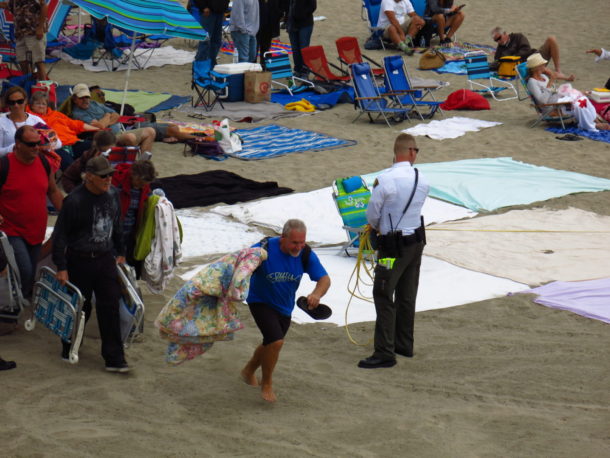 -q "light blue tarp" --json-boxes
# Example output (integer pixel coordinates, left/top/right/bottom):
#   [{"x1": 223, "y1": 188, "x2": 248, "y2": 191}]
[{"x1": 362, "y1": 157, "x2": 610, "y2": 212}]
